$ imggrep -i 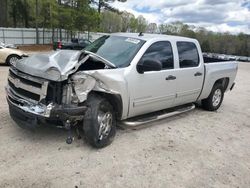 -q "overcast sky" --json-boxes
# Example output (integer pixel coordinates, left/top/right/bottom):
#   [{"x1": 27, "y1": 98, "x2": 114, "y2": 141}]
[{"x1": 111, "y1": 0, "x2": 250, "y2": 34}]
